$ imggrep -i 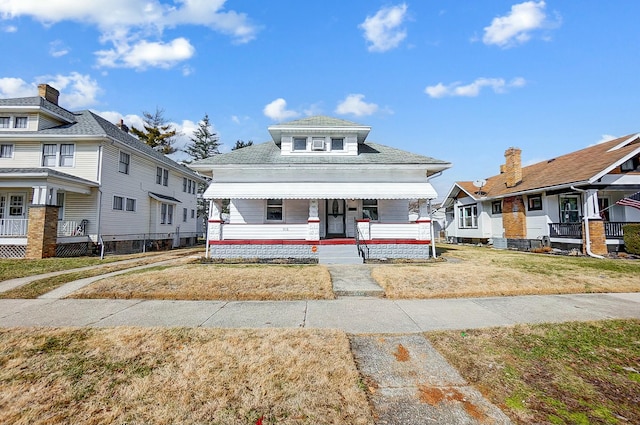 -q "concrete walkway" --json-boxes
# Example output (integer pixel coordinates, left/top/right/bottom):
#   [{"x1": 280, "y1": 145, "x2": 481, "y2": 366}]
[{"x1": 329, "y1": 264, "x2": 385, "y2": 297}]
